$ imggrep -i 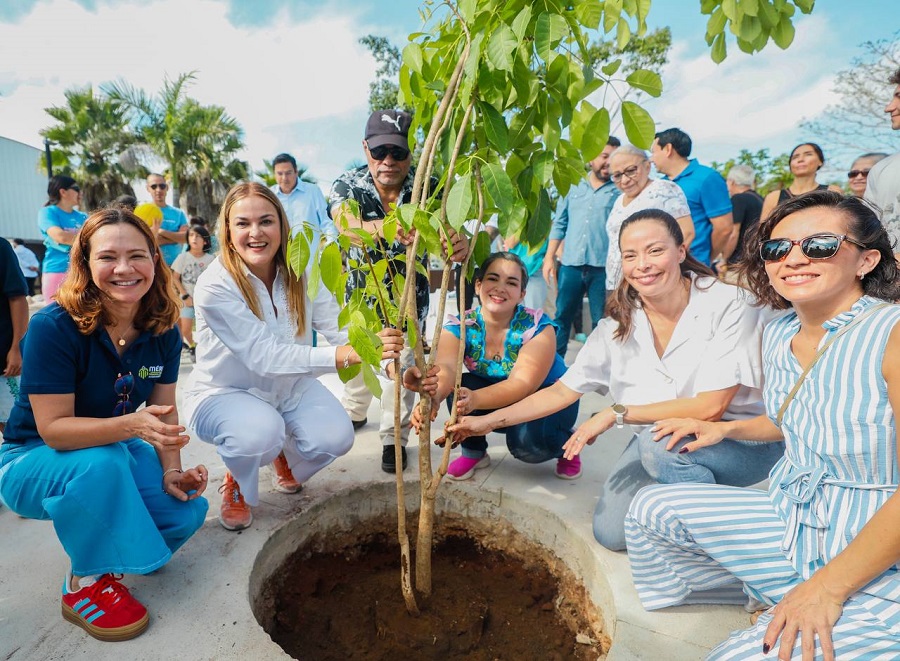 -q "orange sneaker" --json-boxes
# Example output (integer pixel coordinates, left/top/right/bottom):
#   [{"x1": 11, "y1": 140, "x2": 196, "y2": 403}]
[
  {"x1": 271, "y1": 452, "x2": 303, "y2": 494},
  {"x1": 218, "y1": 472, "x2": 252, "y2": 531}
]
